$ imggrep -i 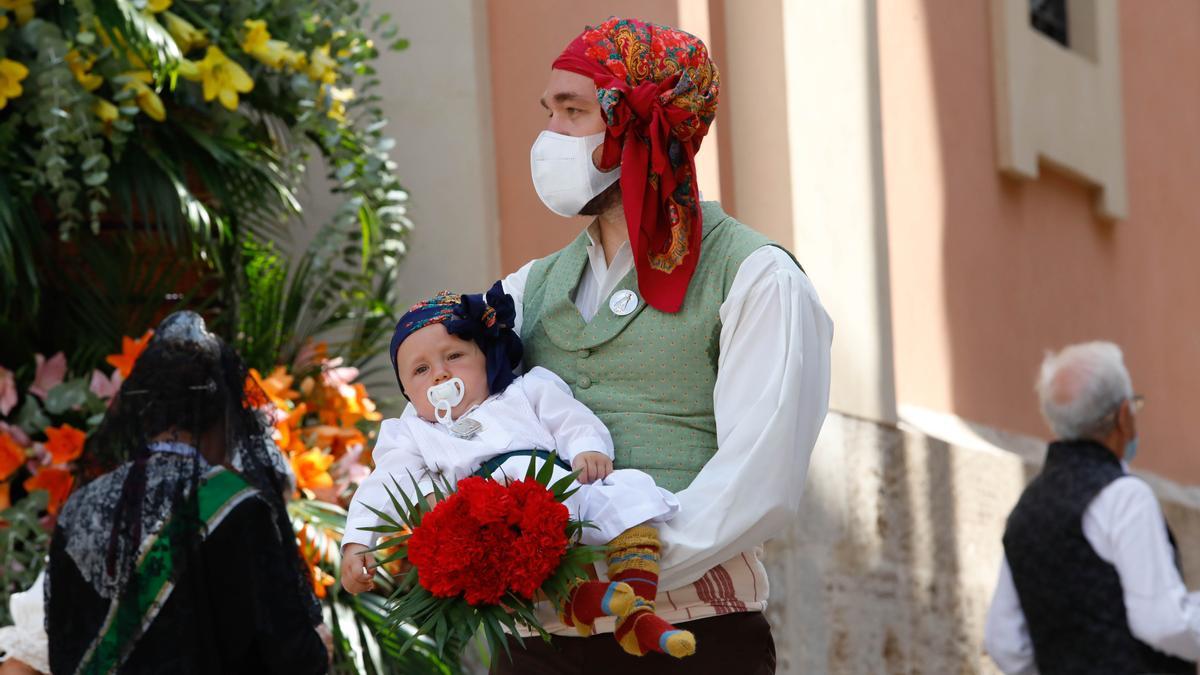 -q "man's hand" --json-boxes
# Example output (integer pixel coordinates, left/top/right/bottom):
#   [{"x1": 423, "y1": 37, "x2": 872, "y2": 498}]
[
  {"x1": 340, "y1": 543, "x2": 376, "y2": 594},
  {"x1": 572, "y1": 451, "x2": 613, "y2": 484}
]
